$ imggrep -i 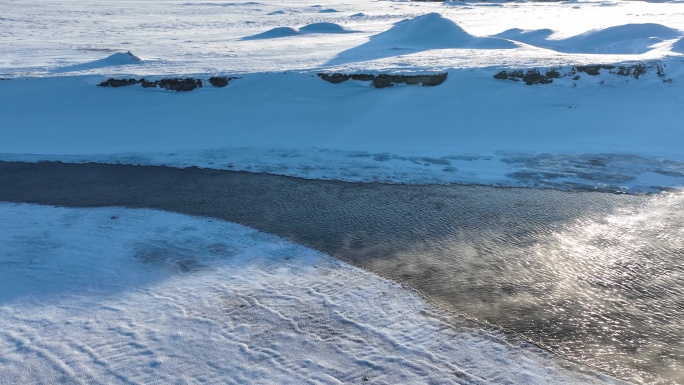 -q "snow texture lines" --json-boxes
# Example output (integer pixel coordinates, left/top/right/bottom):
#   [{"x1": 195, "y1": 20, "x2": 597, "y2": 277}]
[{"x1": 0, "y1": 203, "x2": 626, "y2": 385}]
